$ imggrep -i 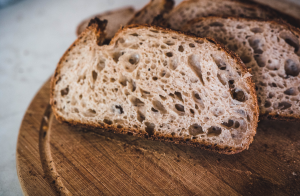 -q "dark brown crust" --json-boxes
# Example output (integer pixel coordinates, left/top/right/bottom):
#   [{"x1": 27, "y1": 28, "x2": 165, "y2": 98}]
[
  {"x1": 76, "y1": 7, "x2": 135, "y2": 37},
  {"x1": 183, "y1": 16, "x2": 300, "y2": 121},
  {"x1": 166, "y1": 0, "x2": 300, "y2": 28},
  {"x1": 127, "y1": 0, "x2": 174, "y2": 25},
  {"x1": 51, "y1": 22, "x2": 259, "y2": 155}
]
